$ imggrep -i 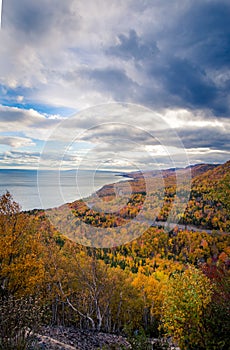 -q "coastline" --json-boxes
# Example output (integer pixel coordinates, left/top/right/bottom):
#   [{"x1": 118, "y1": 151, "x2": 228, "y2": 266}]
[{"x1": 0, "y1": 169, "x2": 132, "y2": 211}]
